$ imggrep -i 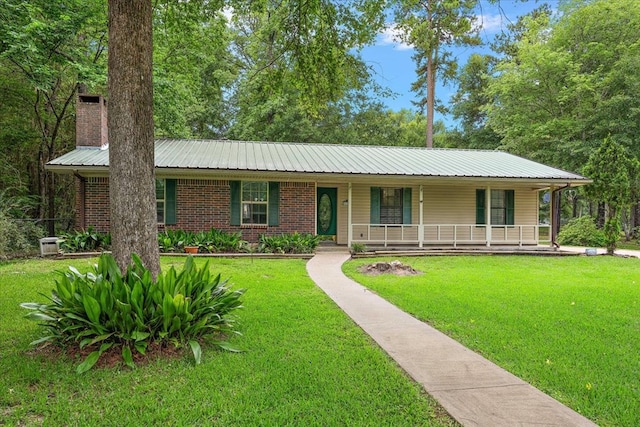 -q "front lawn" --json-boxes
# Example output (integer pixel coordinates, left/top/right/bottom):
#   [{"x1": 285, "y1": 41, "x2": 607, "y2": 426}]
[
  {"x1": 0, "y1": 257, "x2": 455, "y2": 426},
  {"x1": 343, "y1": 255, "x2": 640, "y2": 427}
]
